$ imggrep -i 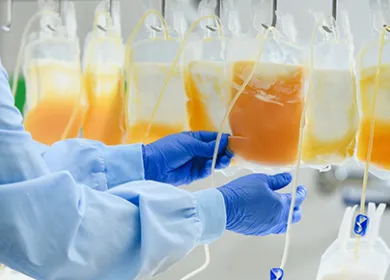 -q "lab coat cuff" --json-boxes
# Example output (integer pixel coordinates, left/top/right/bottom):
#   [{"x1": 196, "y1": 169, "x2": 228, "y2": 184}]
[
  {"x1": 104, "y1": 144, "x2": 145, "y2": 188},
  {"x1": 194, "y1": 188, "x2": 226, "y2": 244}
]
